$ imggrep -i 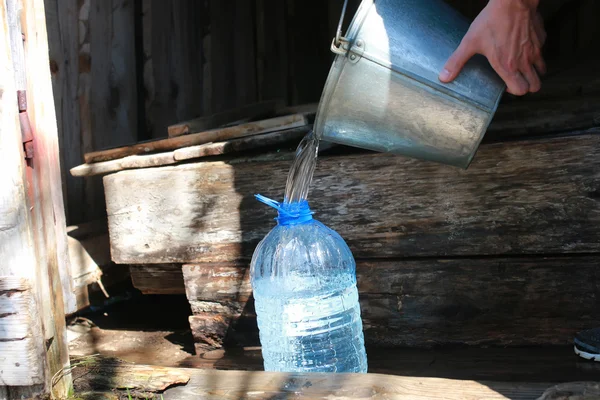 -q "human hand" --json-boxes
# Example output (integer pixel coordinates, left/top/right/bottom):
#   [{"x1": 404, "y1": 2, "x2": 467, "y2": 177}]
[{"x1": 439, "y1": 0, "x2": 547, "y2": 95}]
